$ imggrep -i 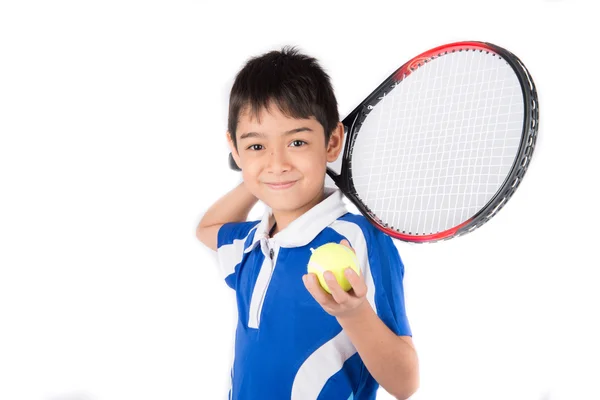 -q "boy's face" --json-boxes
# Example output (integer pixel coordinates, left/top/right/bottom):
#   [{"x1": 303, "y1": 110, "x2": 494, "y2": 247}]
[{"x1": 228, "y1": 103, "x2": 344, "y2": 219}]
